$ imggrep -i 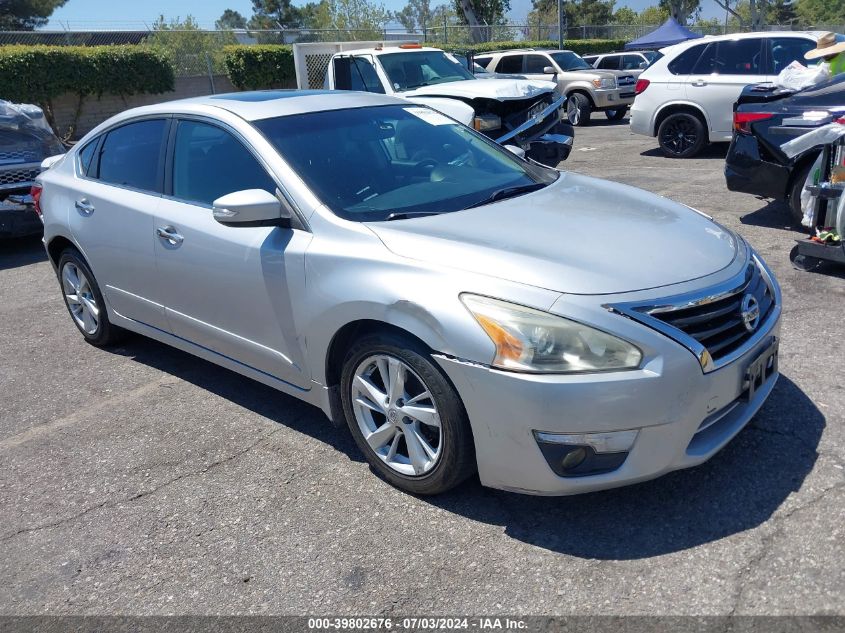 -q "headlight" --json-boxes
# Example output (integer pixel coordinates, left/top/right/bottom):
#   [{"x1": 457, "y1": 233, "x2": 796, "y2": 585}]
[
  {"x1": 461, "y1": 294, "x2": 642, "y2": 373},
  {"x1": 592, "y1": 77, "x2": 616, "y2": 89},
  {"x1": 473, "y1": 113, "x2": 501, "y2": 131}
]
